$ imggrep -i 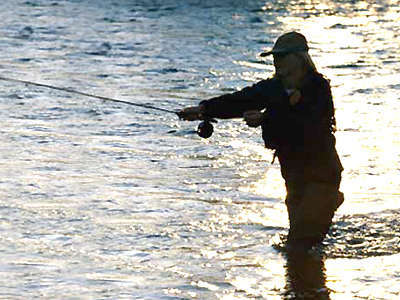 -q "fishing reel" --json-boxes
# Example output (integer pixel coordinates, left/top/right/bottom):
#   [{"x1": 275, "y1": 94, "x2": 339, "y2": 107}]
[
  {"x1": 197, "y1": 118, "x2": 217, "y2": 139},
  {"x1": 176, "y1": 111, "x2": 217, "y2": 139}
]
